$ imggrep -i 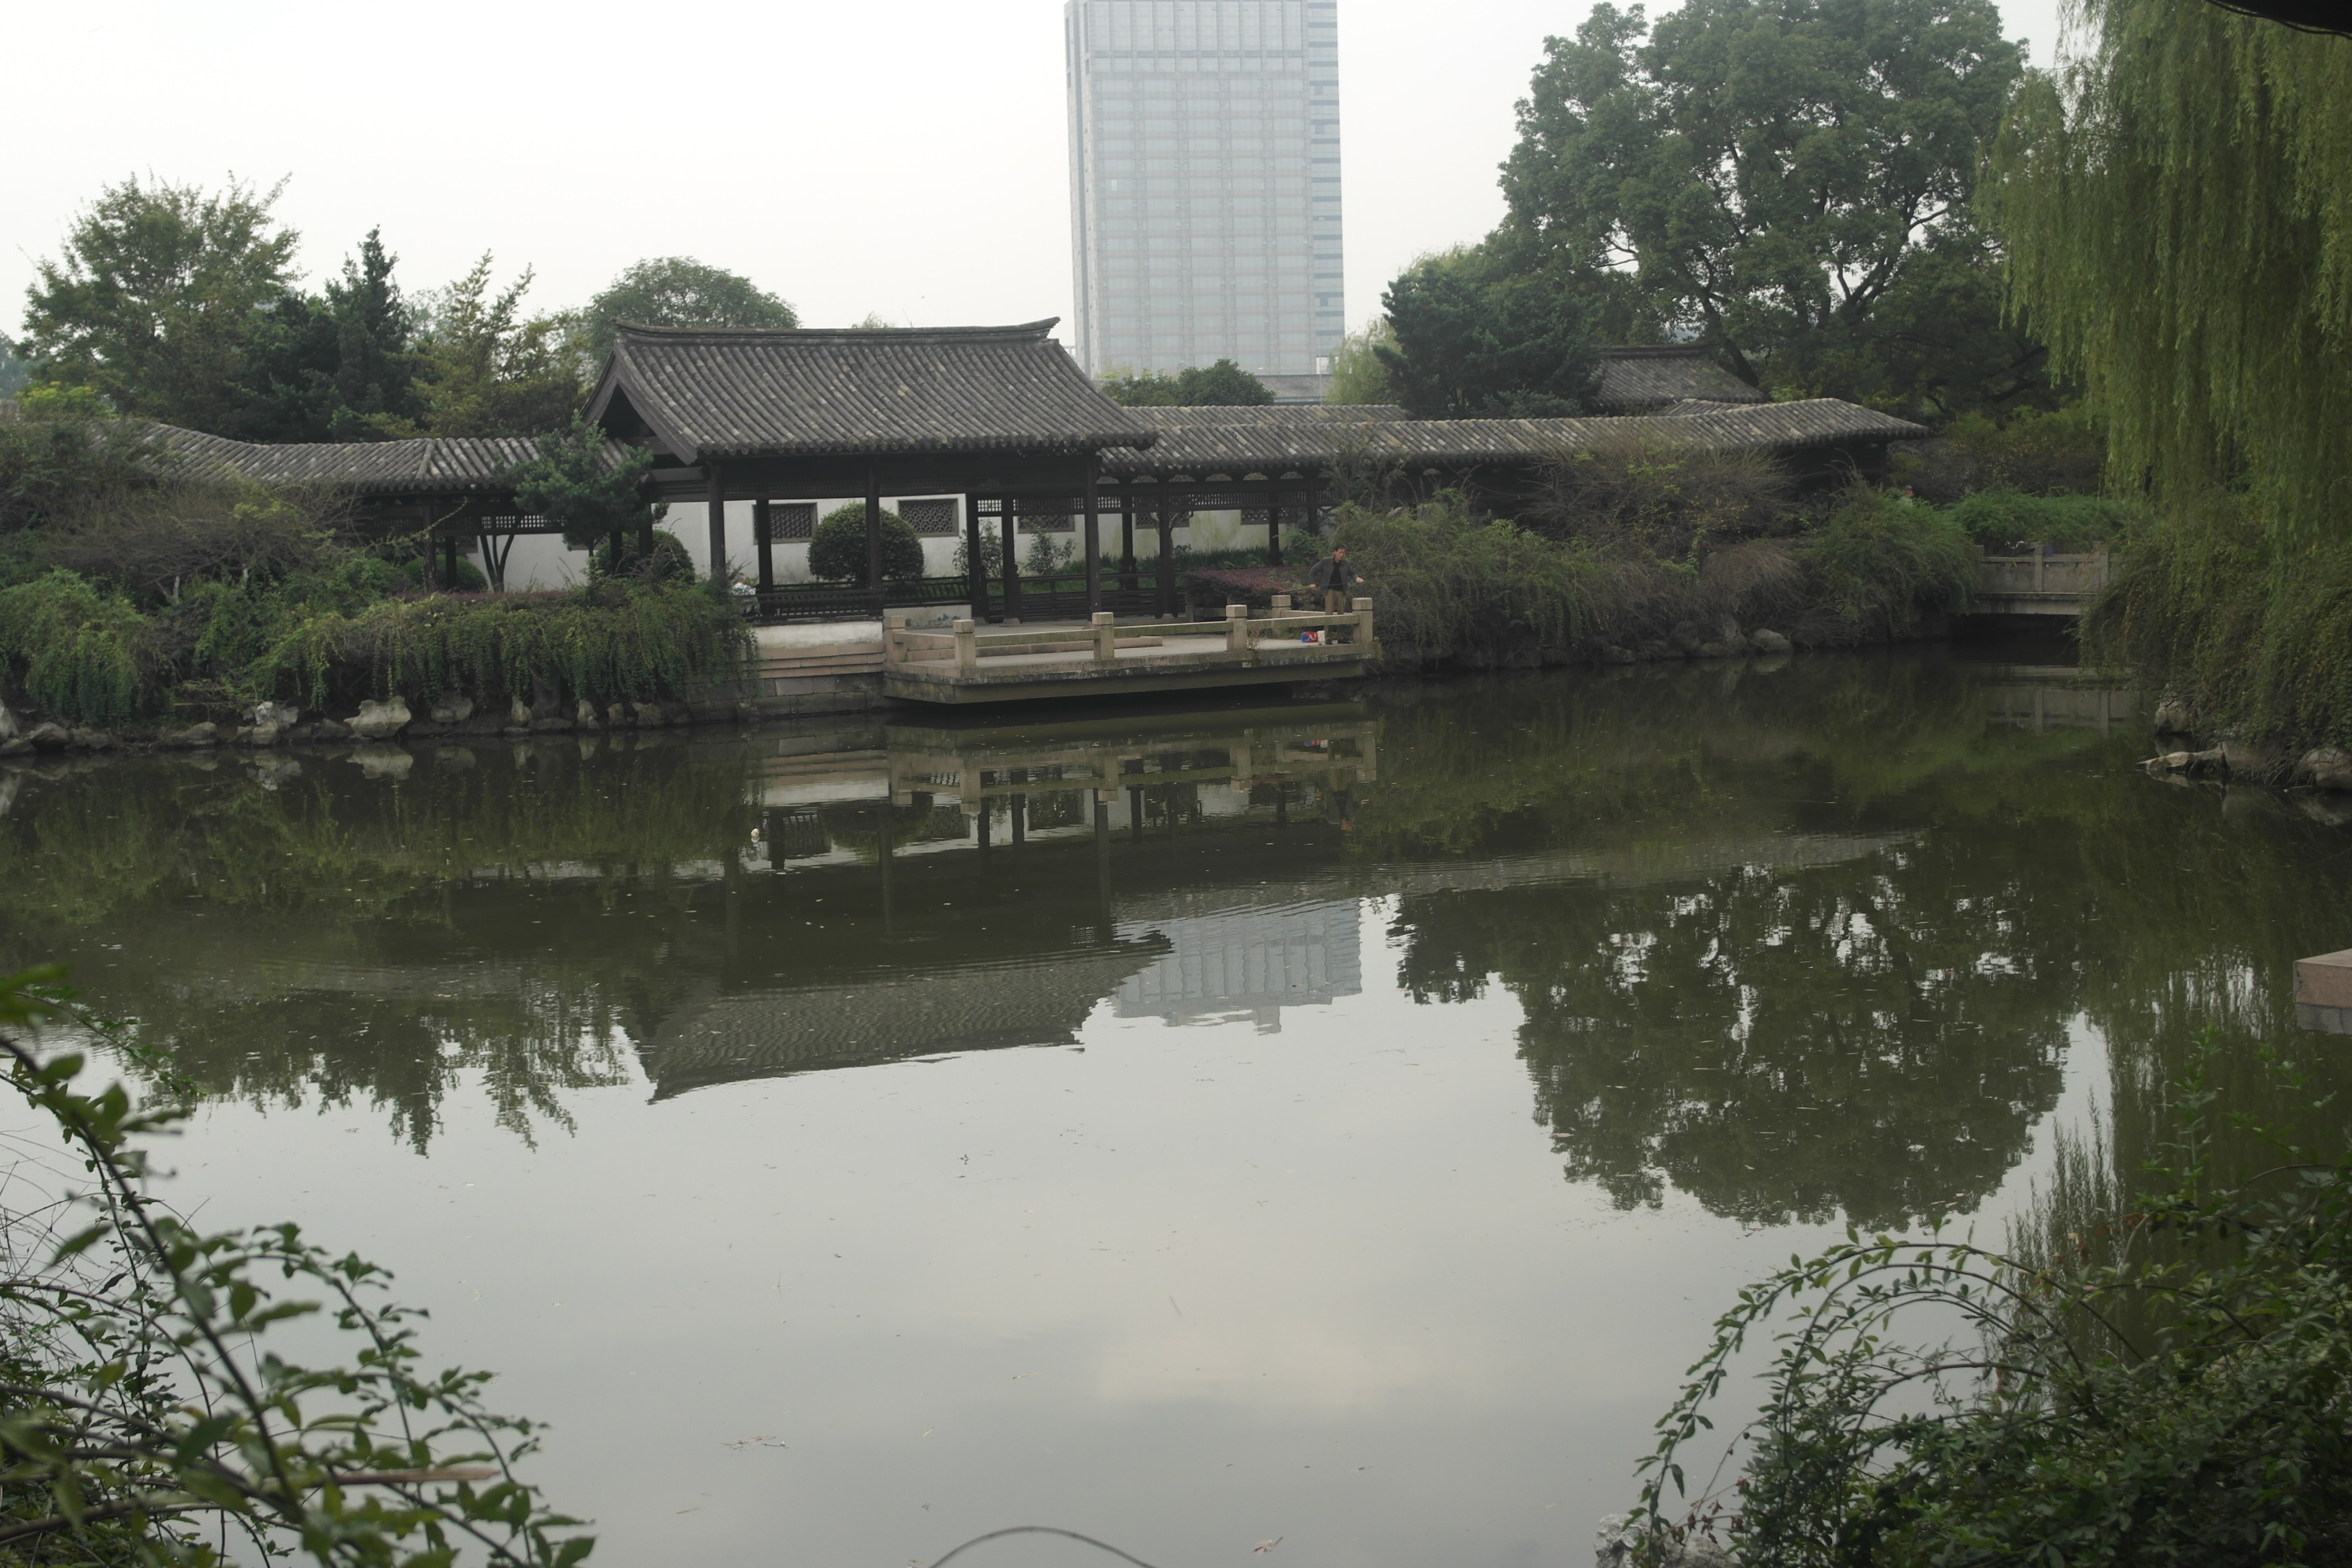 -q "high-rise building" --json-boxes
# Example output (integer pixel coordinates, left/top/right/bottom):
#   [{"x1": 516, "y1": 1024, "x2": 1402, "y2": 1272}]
[{"x1": 1065, "y1": 0, "x2": 1343, "y2": 379}]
